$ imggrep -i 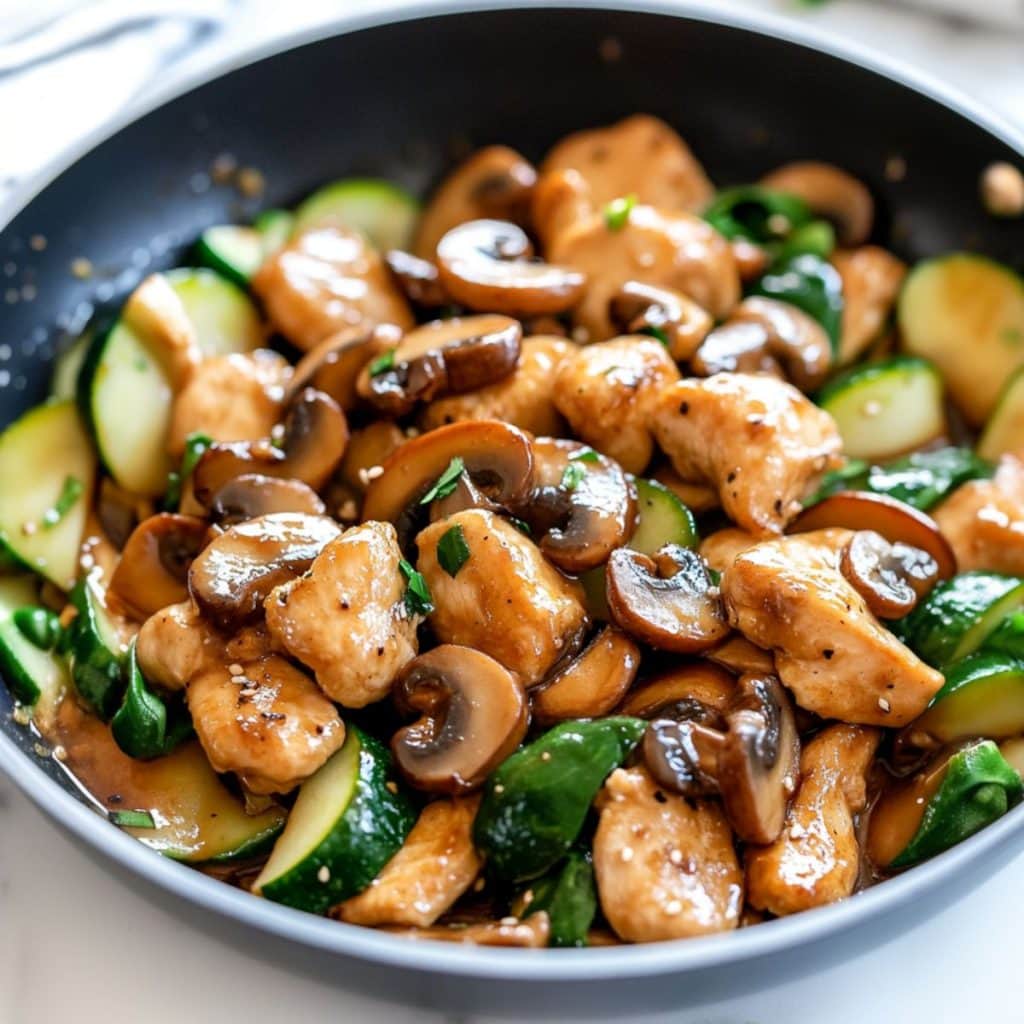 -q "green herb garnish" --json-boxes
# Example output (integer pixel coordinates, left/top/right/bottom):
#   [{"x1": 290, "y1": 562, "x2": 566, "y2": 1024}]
[
  {"x1": 561, "y1": 462, "x2": 587, "y2": 492},
  {"x1": 437, "y1": 524, "x2": 471, "y2": 577},
  {"x1": 399, "y1": 558, "x2": 434, "y2": 616},
  {"x1": 109, "y1": 808, "x2": 156, "y2": 829},
  {"x1": 164, "y1": 431, "x2": 213, "y2": 510},
  {"x1": 569, "y1": 448, "x2": 600, "y2": 464},
  {"x1": 13, "y1": 606, "x2": 61, "y2": 651},
  {"x1": 41, "y1": 475, "x2": 83, "y2": 529},
  {"x1": 509, "y1": 517, "x2": 532, "y2": 536},
  {"x1": 369, "y1": 349, "x2": 397, "y2": 376},
  {"x1": 640, "y1": 325, "x2": 670, "y2": 348},
  {"x1": 420, "y1": 456, "x2": 465, "y2": 505},
  {"x1": 603, "y1": 193, "x2": 637, "y2": 232}
]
